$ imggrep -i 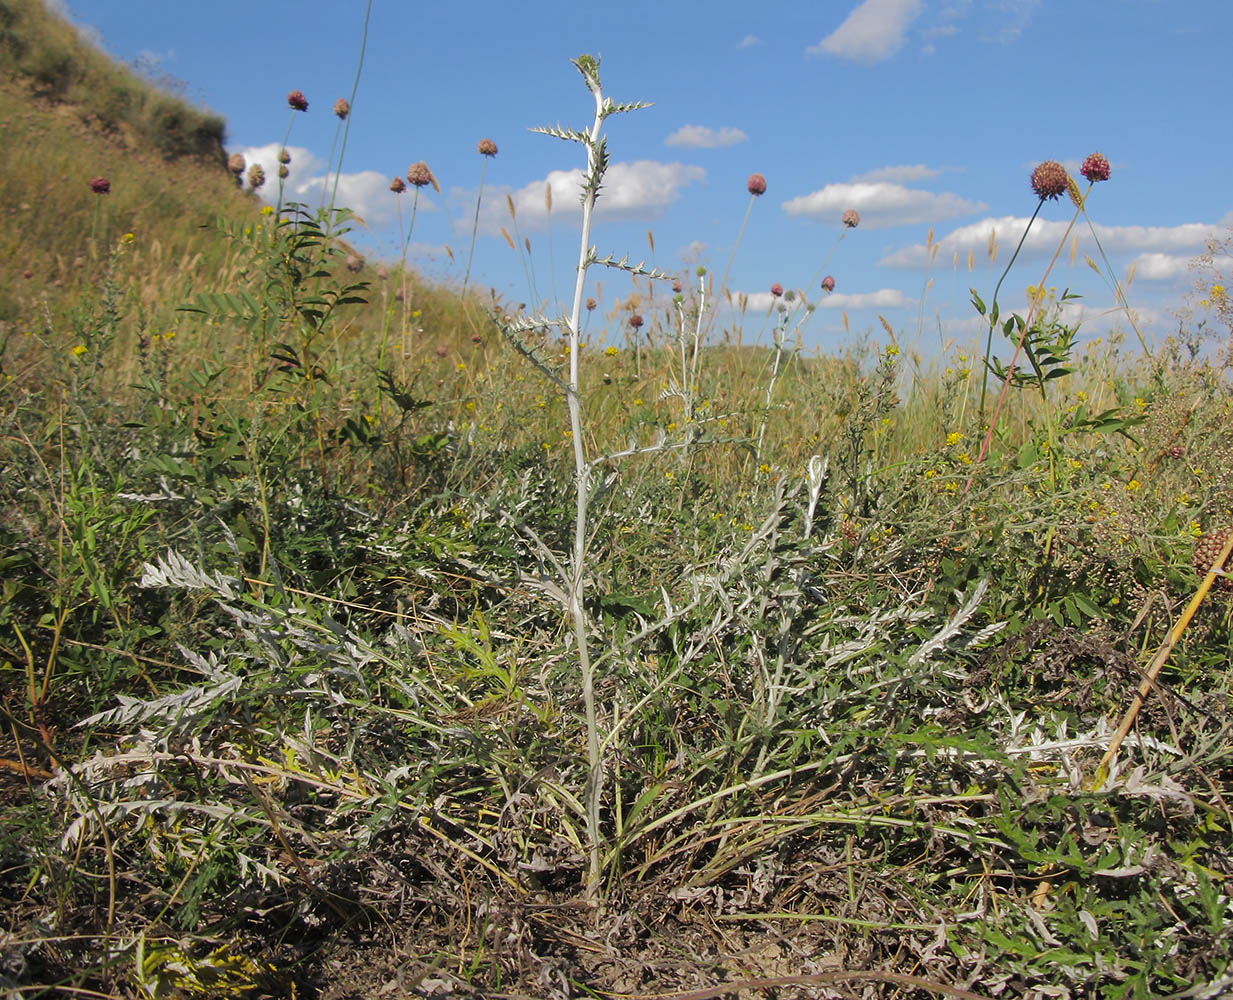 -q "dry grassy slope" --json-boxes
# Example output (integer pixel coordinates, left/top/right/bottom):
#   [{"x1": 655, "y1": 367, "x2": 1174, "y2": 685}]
[{"x1": 0, "y1": 73, "x2": 263, "y2": 325}]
